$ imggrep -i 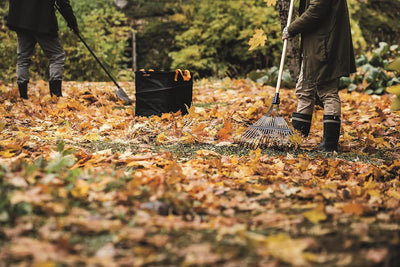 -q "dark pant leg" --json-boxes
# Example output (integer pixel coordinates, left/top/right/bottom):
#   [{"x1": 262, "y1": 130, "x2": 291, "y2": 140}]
[
  {"x1": 16, "y1": 31, "x2": 37, "y2": 84},
  {"x1": 35, "y1": 34, "x2": 66, "y2": 81}
]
